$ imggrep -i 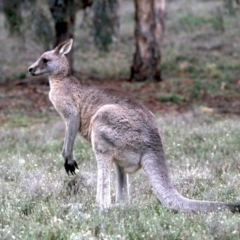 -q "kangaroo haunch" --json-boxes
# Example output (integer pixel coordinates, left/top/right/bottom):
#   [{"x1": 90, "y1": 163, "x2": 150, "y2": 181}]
[{"x1": 29, "y1": 39, "x2": 240, "y2": 212}]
